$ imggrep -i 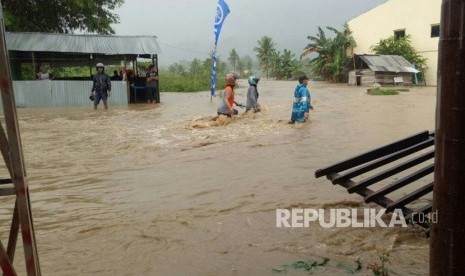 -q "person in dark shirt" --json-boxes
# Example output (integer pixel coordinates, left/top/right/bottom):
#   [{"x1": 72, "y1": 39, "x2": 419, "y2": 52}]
[
  {"x1": 90, "y1": 63, "x2": 112, "y2": 110},
  {"x1": 111, "y1": 70, "x2": 122, "y2": 80},
  {"x1": 146, "y1": 65, "x2": 159, "y2": 104}
]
